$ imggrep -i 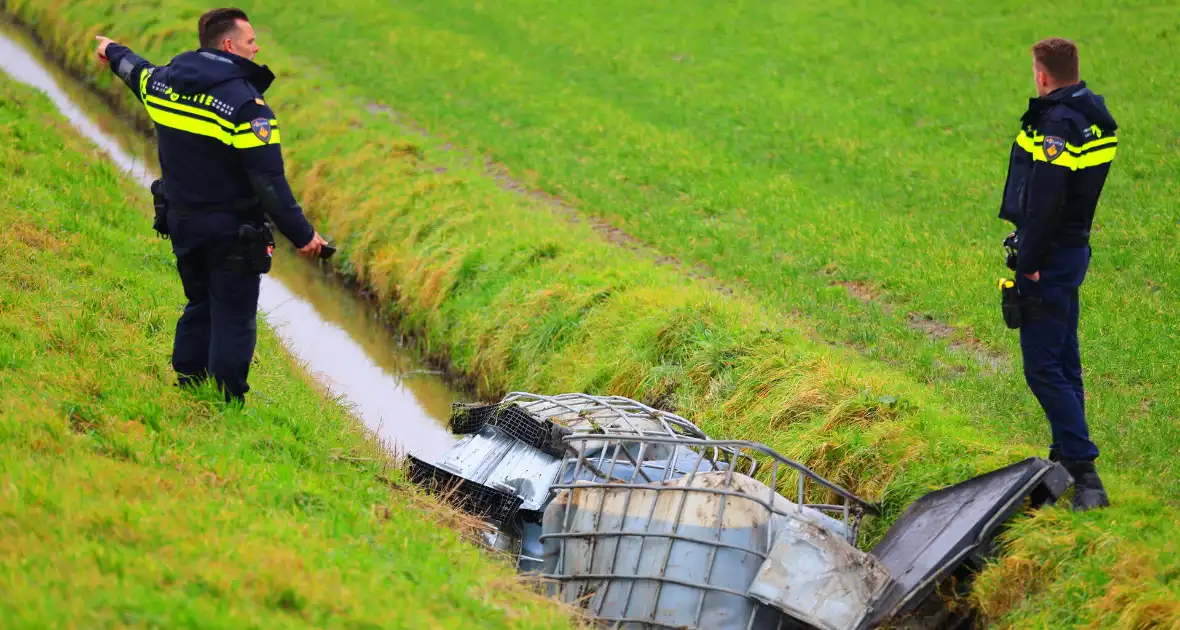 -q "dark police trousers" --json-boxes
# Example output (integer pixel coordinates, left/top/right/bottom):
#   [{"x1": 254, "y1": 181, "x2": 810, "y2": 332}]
[
  {"x1": 1018, "y1": 246, "x2": 1098, "y2": 461},
  {"x1": 168, "y1": 208, "x2": 261, "y2": 403}
]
